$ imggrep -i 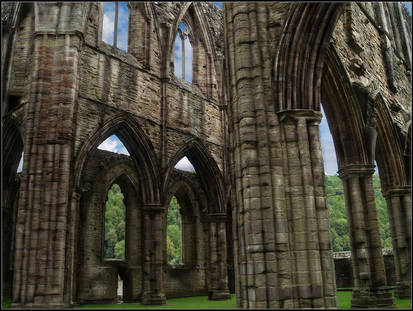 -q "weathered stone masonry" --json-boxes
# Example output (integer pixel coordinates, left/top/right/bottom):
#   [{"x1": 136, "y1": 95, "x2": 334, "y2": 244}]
[{"x1": 2, "y1": 2, "x2": 411, "y2": 309}]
